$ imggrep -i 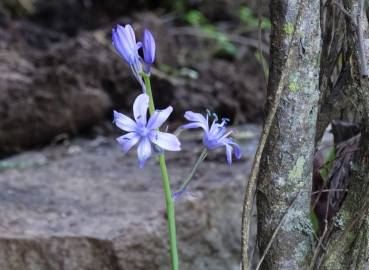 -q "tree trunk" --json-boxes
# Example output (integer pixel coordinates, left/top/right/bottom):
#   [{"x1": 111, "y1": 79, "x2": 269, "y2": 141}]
[
  {"x1": 256, "y1": 0, "x2": 321, "y2": 269},
  {"x1": 318, "y1": 0, "x2": 369, "y2": 269}
]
